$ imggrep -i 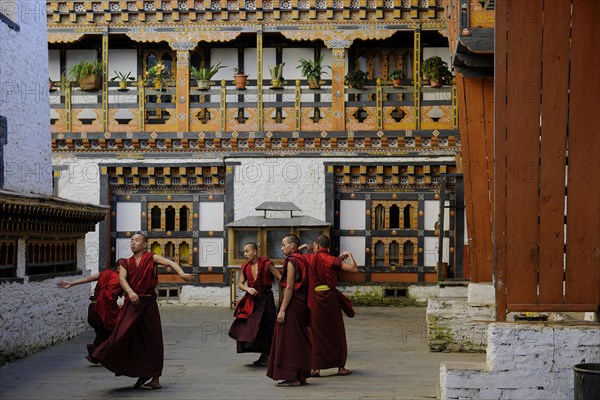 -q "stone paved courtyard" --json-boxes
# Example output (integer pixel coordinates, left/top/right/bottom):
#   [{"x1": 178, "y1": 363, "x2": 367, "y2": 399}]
[{"x1": 0, "y1": 305, "x2": 484, "y2": 400}]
